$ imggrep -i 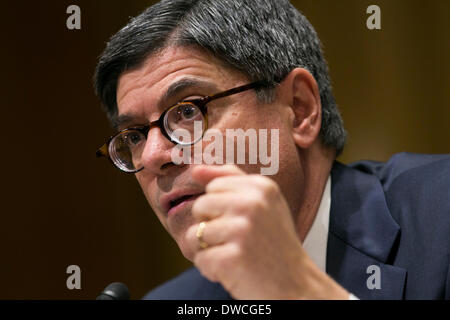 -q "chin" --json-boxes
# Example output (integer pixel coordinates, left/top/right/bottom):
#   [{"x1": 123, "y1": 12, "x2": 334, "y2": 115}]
[{"x1": 167, "y1": 212, "x2": 197, "y2": 261}]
